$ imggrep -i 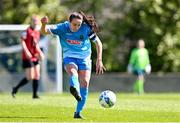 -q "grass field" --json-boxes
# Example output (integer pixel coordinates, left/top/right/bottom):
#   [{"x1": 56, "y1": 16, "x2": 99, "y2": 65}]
[{"x1": 0, "y1": 92, "x2": 180, "y2": 122}]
